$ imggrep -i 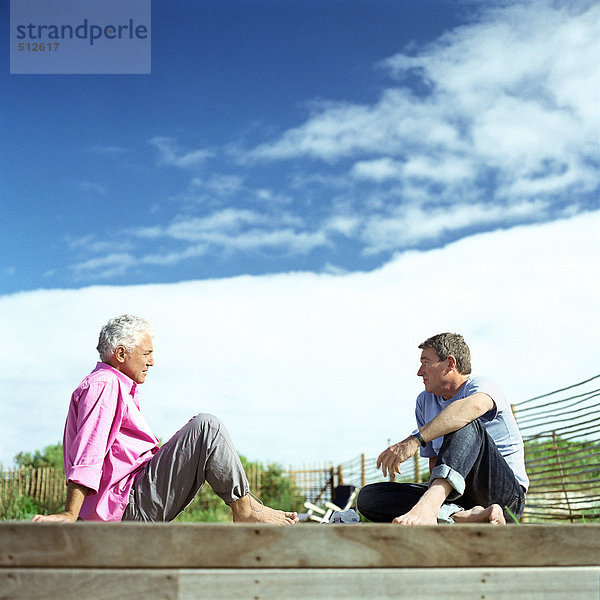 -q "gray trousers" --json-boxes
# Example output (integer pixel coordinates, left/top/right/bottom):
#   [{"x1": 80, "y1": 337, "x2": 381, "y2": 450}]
[{"x1": 122, "y1": 413, "x2": 249, "y2": 522}]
